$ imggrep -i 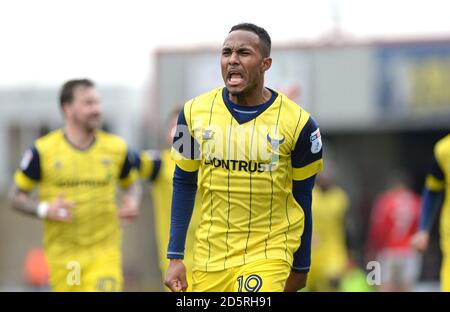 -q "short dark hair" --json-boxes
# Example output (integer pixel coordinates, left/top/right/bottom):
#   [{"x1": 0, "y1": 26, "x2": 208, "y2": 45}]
[
  {"x1": 59, "y1": 79, "x2": 95, "y2": 107},
  {"x1": 229, "y1": 23, "x2": 271, "y2": 57}
]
